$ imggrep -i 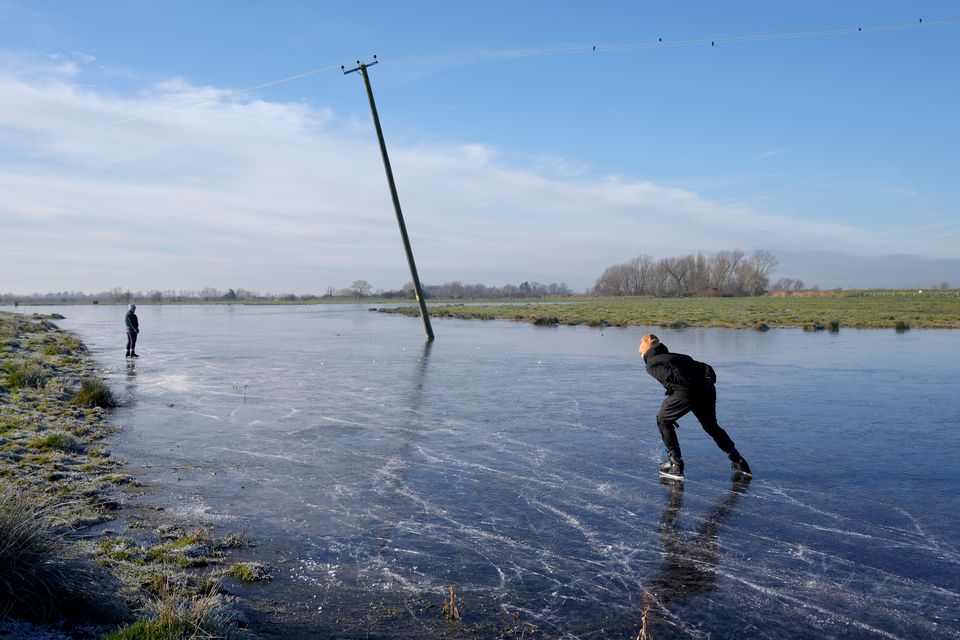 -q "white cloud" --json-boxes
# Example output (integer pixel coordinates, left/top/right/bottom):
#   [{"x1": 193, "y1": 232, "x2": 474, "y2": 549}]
[{"x1": 0, "y1": 67, "x2": 956, "y2": 294}]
